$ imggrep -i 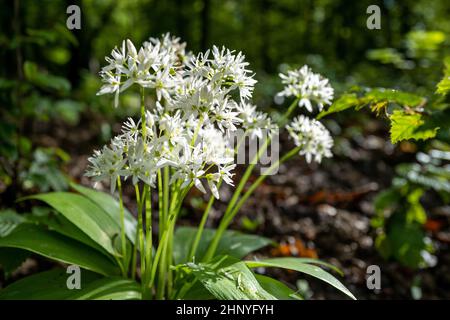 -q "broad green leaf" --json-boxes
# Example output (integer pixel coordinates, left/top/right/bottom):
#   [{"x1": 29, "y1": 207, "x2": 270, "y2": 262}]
[
  {"x1": 173, "y1": 227, "x2": 273, "y2": 264},
  {"x1": 0, "y1": 224, "x2": 119, "y2": 276},
  {"x1": 245, "y1": 258, "x2": 356, "y2": 300},
  {"x1": 187, "y1": 256, "x2": 276, "y2": 300},
  {"x1": 0, "y1": 268, "x2": 102, "y2": 300},
  {"x1": 23, "y1": 192, "x2": 120, "y2": 255},
  {"x1": 70, "y1": 183, "x2": 136, "y2": 244},
  {"x1": 389, "y1": 110, "x2": 438, "y2": 144},
  {"x1": 255, "y1": 275, "x2": 302, "y2": 300},
  {"x1": 28, "y1": 210, "x2": 109, "y2": 256},
  {"x1": 68, "y1": 278, "x2": 141, "y2": 300}
]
